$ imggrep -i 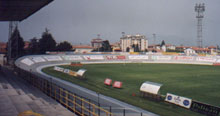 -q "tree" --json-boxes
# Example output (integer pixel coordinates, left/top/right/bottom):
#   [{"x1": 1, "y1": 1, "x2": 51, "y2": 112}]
[
  {"x1": 28, "y1": 37, "x2": 40, "y2": 54},
  {"x1": 56, "y1": 41, "x2": 72, "y2": 51},
  {"x1": 39, "y1": 28, "x2": 56, "y2": 54},
  {"x1": 100, "y1": 40, "x2": 112, "y2": 52},
  {"x1": 160, "y1": 40, "x2": 165, "y2": 47},
  {"x1": 9, "y1": 27, "x2": 25, "y2": 59},
  {"x1": 126, "y1": 47, "x2": 130, "y2": 52},
  {"x1": 134, "y1": 44, "x2": 139, "y2": 52}
]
